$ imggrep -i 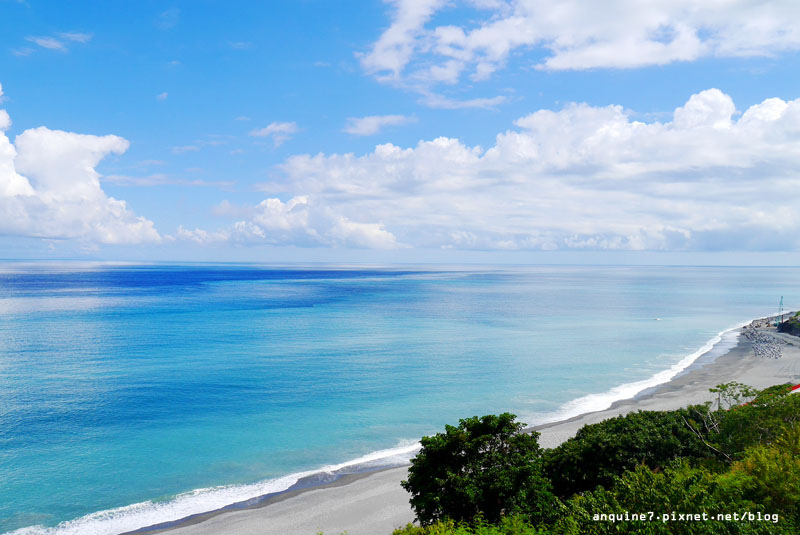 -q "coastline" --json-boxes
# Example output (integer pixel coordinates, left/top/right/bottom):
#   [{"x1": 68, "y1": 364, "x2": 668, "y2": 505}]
[{"x1": 144, "y1": 313, "x2": 800, "y2": 535}]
